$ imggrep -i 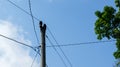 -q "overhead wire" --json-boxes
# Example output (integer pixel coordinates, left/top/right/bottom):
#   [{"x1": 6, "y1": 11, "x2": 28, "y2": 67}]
[
  {"x1": 28, "y1": 0, "x2": 40, "y2": 67},
  {"x1": 6, "y1": 0, "x2": 49, "y2": 66},
  {"x1": 28, "y1": 0, "x2": 42, "y2": 67},
  {"x1": 28, "y1": 0, "x2": 48, "y2": 67},
  {"x1": 28, "y1": 0, "x2": 40, "y2": 45},
  {"x1": 46, "y1": 35, "x2": 68, "y2": 67},
  {"x1": 7, "y1": 0, "x2": 41, "y2": 53},
  {"x1": 47, "y1": 28, "x2": 73, "y2": 67},
  {"x1": 7, "y1": 0, "x2": 40, "y2": 48},
  {"x1": 7, "y1": 0, "x2": 40, "y2": 21},
  {"x1": 5, "y1": 0, "x2": 116, "y2": 67},
  {"x1": 0, "y1": 34, "x2": 34, "y2": 49},
  {"x1": 0, "y1": 34, "x2": 42, "y2": 67},
  {"x1": 0, "y1": 34, "x2": 41, "y2": 67},
  {"x1": 47, "y1": 40, "x2": 116, "y2": 47},
  {"x1": 31, "y1": 50, "x2": 38, "y2": 67},
  {"x1": 0, "y1": 33, "x2": 115, "y2": 48},
  {"x1": 0, "y1": 33, "x2": 41, "y2": 66},
  {"x1": 0, "y1": 34, "x2": 41, "y2": 55}
]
